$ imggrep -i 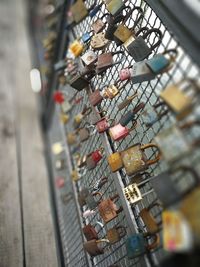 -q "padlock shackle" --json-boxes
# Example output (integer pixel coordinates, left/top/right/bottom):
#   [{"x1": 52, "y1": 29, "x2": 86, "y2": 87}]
[
  {"x1": 142, "y1": 28, "x2": 163, "y2": 50},
  {"x1": 140, "y1": 143, "x2": 161, "y2": 165},
  {"x1": 111, "y1": 50, "x2": 126, "y2": 66},
  {"x1": 135, "y1": 26, "x2": 149, "y2": 37},
  {"x1": 132, "y1": 102, "x2": 145, "y2": 114},
  {"x1": 144, "y1": 232, "x2": 160, "y2": 250}
]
